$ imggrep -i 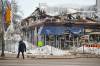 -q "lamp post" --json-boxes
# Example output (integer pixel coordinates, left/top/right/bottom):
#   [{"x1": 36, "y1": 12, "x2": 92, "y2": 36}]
[{"x1": 1, "y1": 0, "x2": 5, "y2": 57}]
